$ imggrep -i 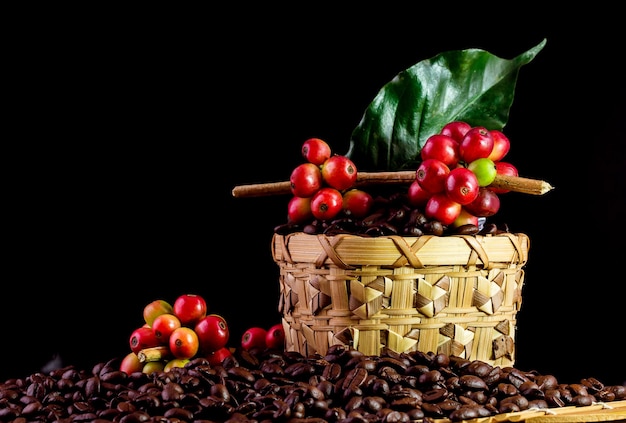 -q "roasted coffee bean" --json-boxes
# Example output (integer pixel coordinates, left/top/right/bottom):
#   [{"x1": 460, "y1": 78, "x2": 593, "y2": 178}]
[
  {"x1": 342, "y1": 384, "x2": 363, "y2": 400},
  {"x1": 498, "y1": 401, "x2": 520, "y2": 413},
  {"x1": 362, "y1": 395, "x2": 386, "y2": 412},
  {"x1": 72, "y1": 412, "x2": 99, "y2": 422},
  {"x1": 545, "y1": 388, "x2": 565, "y2": 407},
  {"x1": 134, "y1": 392, "x2": 162, "y2": 412},
  {"x1": 342, "y1": 368, "x2": 369, "y2": 390},
  {"x1": 568, "y1": 383, "x2": 589, "y2": 397},
  {"x1": 115, "y1": 400, "x2": 135, "y2": 413},
  {"x1": 435, "y1": 397, "x2": 461, "y2": 412},
  {"x1": 571, "y1": 394, "x2": 594, "y2": 407},
  {"x1": 1, "y1": 347, "x2": 624, "y2": 422},
  {"x1": 322, "y1": 362, "x2": 343, "y2": 382},
  {"x1": 97, "y1": 408, "x2": 121, "y2": 420},
  {"x1": 285, "y1": 362, "x2": 316, "y2": 379},
  {"x1": 164, "y1": 406, "x2": 194, "y2": 420},
  {"x1": 390, "y1": 396, "x2": 420, "y2": 409},
  {"x1": 506, "y1": 368, "x2": 530, "y2": 388},
  {"x1": 459, "y1": 374, "x2": 488, "y2": 391},
  {"x1": 479, "y1": 221, "x2": 500, "y2": 235},
  {"x1": 325, "y1": 406, "x2": 347, "y2": 422},
  {"x1": 161, "y1": 381, "x2": 184, "y2": 402},
  {"x1": 535, "y1": 374, "x2": 559, "y2": 390},
  {"x1": 484, "y1": 366, "x2": 502, "y2": 385},
  {"x1": 210, "y1": 383, "x2": 231, "y2": 402},
  {"x1": 423, "y1": 221, "x2": 444, "y2": 236},
  {"x1": 380, "y1": 409, "x2": 411, "y2": 422},
  {"x1": 20, "y1": 400, "x2": 43, "y2": 415},
  {"x1": 558, "y1": 386, "x2": 573, "y2": 404},
  {"x1": 356, "y1": 358, "x2": 379, "y2": 372},
  {"x1": 379, "y1": 367, "x2": 403, "y2": 384},
  {"x1": 378, "y1": 357, "x2": 408, "y2": 373},
  {"x1": 287, "y1": 418, "x2": 329, "y2": 423},
  {"x1": 595, "y1": 389, "x2": 616, "y2": 402},
  {"x1": 406, "y1": 407, "x2": 425, "y2": 420},
  {"x1": 316, "y1": 379, "x2": 335, "y2": 398},
  {"x1": 500, "y1": 394, "x2": 529, "y2": 410},
  {"x1": 402, "y1": 225, "x2": 424, "y2": 236},
  {"x1": 527, "y1": 398, "x2": 549, "y2": 409},
  {"x1": 344, "y1": 395, "x2": 363, "y2": 411},
  {"x1": 118, "y1": 411, "x2": 151, "y2": 423},
  {"x1": 455, "y1": 223, "x2": 480, "y2": 235},
  {"x1": 464, "y1": 360, "x2": 493, "y2": 378},
  {"x1": 431, "y1": 353, "x2": 450, "y2": 369},
  {"x1": 370, "y1": 378, "x2": 391, "y2": 396},
  {"x1": 418, "y1": 369, "x2": 443, "y2": 385},
  {"x1": 494, "y1": 382, "x2": 519, "y2": 397},
  {"x1": 581, "y1": 377, "x2": 604, "y2": 393},
  {"x1": 422, "y1": 388, "x2": 448, "y2": 402},
  {"x1": 421, "y1": 401, "x2": 443, "y2": 417},
  {"x1": 449, "y1": 404, "x2": 482, "y2": 420}
]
